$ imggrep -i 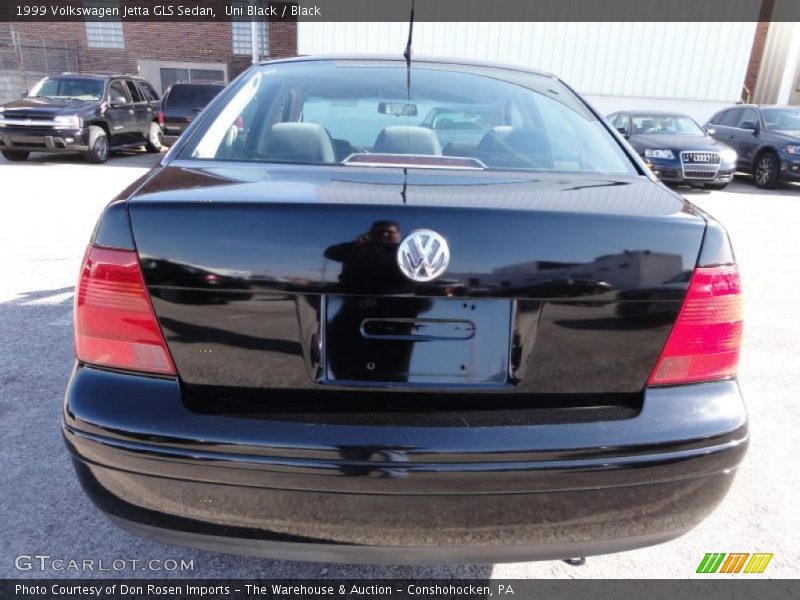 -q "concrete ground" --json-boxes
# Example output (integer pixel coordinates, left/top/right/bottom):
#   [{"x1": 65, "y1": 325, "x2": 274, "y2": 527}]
[{"x1": 0, "y1": 150, "x2": 797, "y2": 579}]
